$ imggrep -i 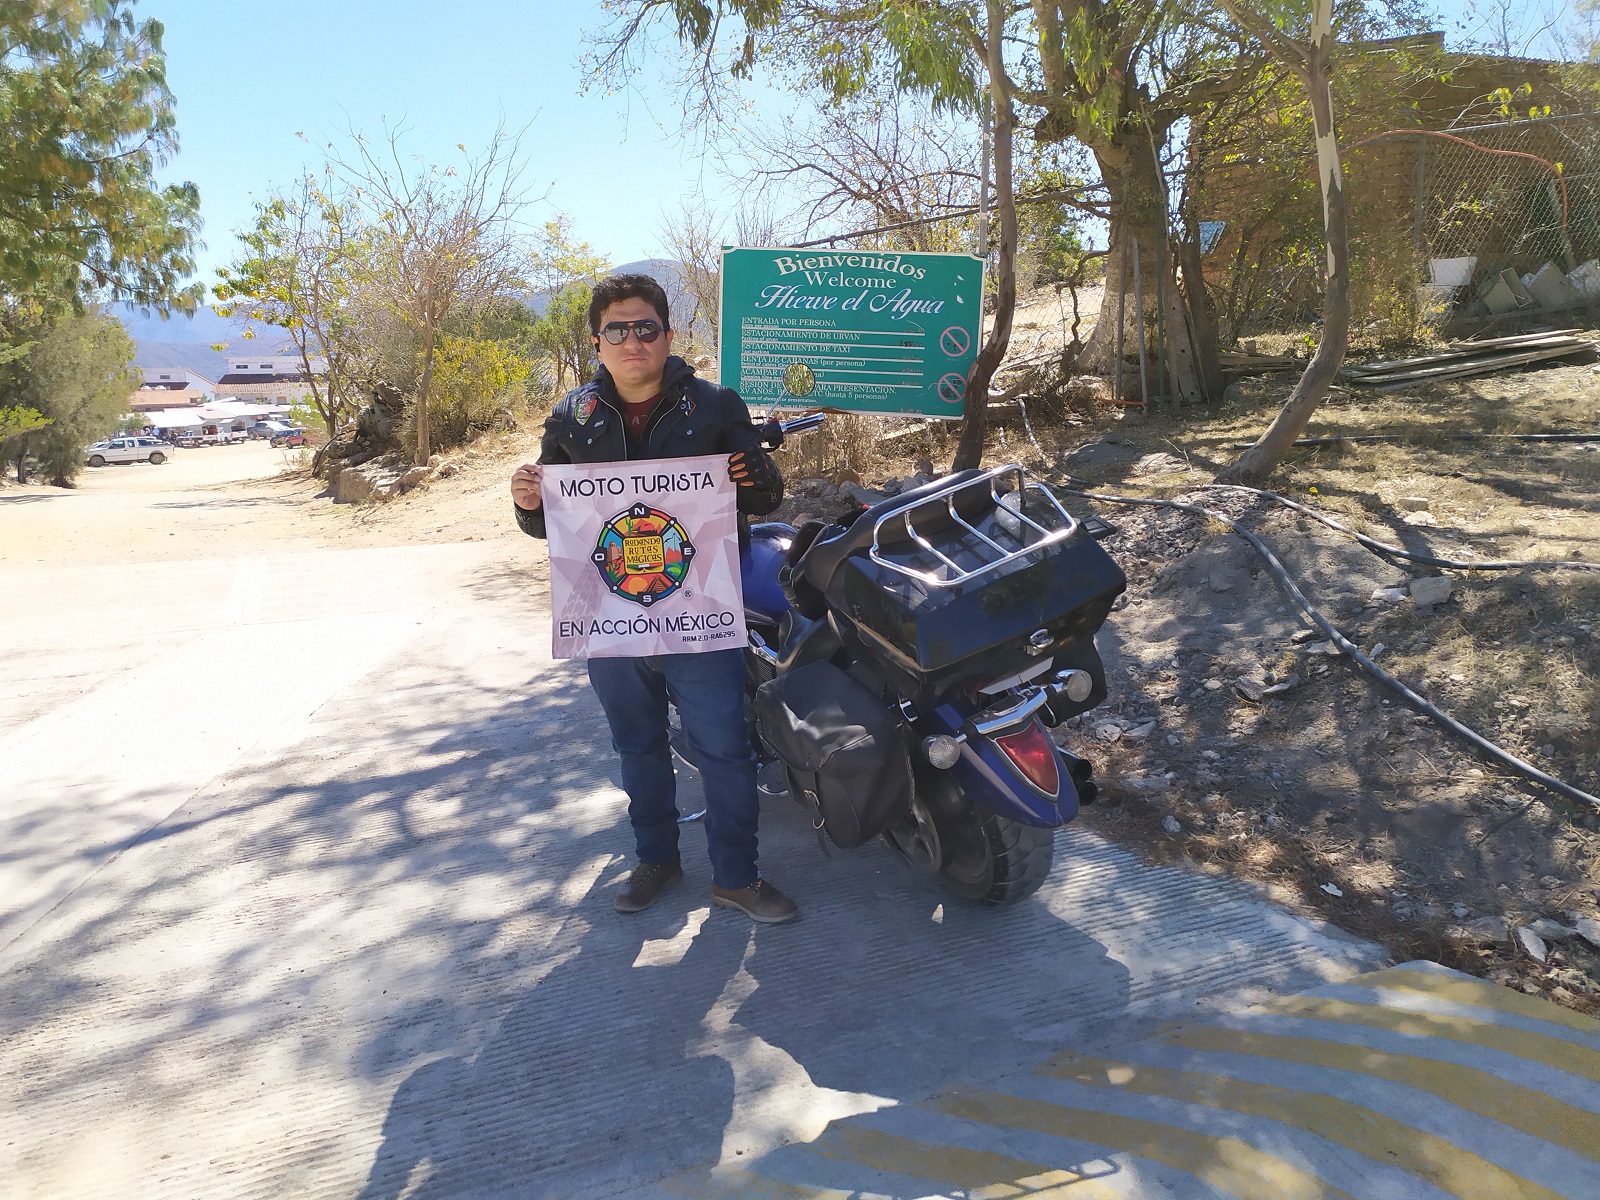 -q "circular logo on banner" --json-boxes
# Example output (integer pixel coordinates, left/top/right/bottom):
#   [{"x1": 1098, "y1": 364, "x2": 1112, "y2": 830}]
[
  {"x1": 592, "y1": 503, "x2": 695, "y2": 607},
  {"x1": 939, "y1": 326, "x2": 971, "y2": 357},
  {"x1": 782, "y1": 362, "x2": 817, "y2": 397},
  {"x1": 936, "y1": 372, "x2": 967, "y2": 405}
]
